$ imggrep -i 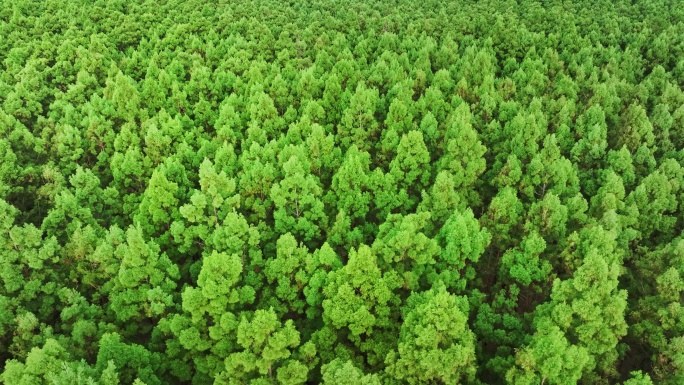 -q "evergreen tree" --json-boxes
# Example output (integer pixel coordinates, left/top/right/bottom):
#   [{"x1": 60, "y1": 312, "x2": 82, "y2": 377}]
[{"x1": 385, "y1": 284, "x2": 477, "y2": 384}]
